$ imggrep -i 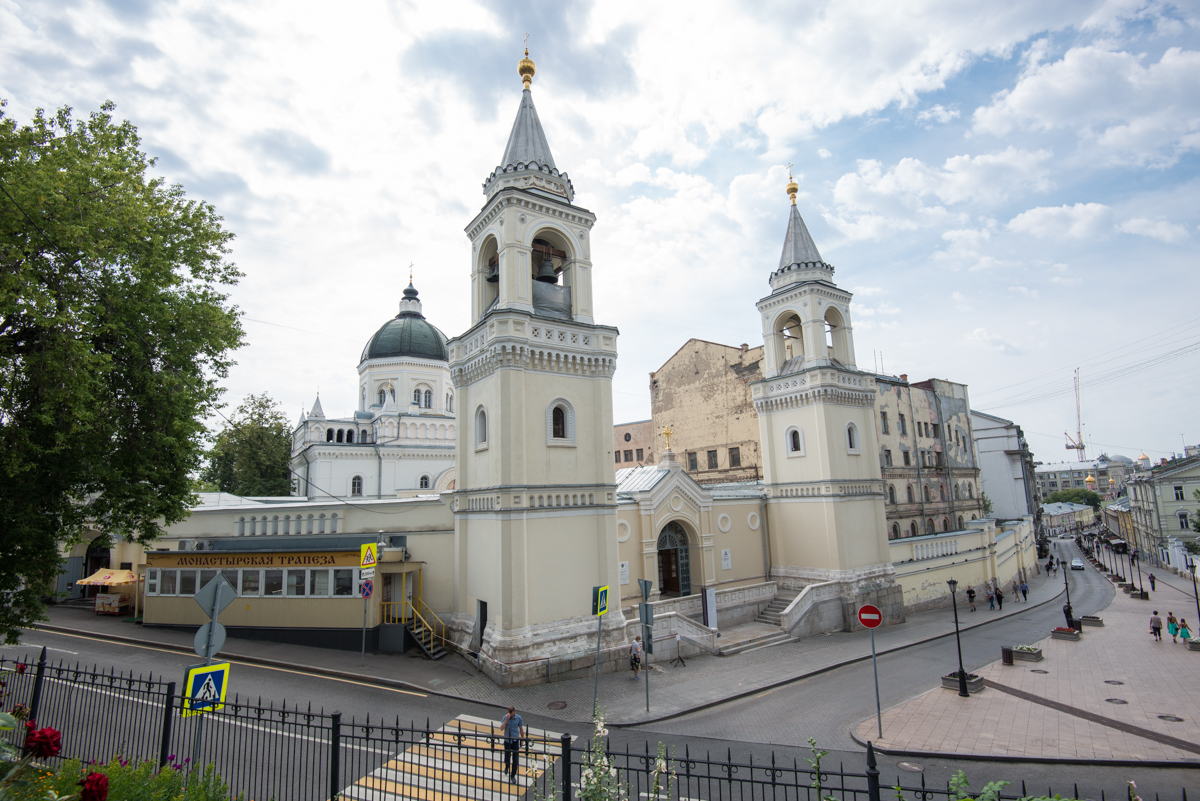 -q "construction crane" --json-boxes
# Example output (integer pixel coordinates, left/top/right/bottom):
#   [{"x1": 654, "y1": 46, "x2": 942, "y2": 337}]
[{"x1": 1064, "y1": 368, "x2": 1086, "y2": 461}]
